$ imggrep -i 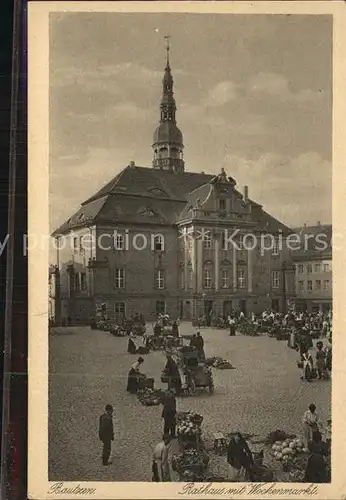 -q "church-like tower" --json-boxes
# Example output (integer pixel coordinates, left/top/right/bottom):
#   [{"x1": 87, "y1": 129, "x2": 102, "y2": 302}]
[{"x1": 152, "y1": 38, "x2": 185, "y2": 173}]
